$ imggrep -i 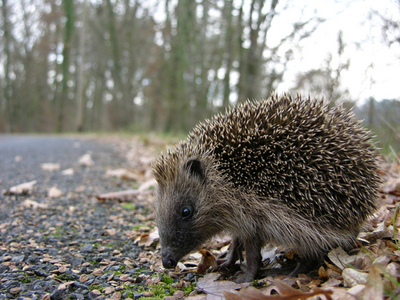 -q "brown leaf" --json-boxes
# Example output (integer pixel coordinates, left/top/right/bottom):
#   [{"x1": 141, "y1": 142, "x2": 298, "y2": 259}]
[
  {"x1": 362, "y1": 264, "x2": 383, "y2": 300},
  {"x1": 134, "y1": 228, "x2": 159, "y2": 247},
  {"x1": 197, "y1": 249, "x2": 218, "y2": 274},
  {"x1": 78, "y1": 153, "x2": 94, "y2": 166},
  {"x1": 41, "y1": 163, "x2": 60, "y2": 171},
  {"x1": 197, "y1": 273, "x2": 250, "y2": 298},
  {"x1": 3, "y1": 180, "x2": 37, "y2": 195},
  {"x1": 105, "y1": 168, "x2": 137, "y2": 181},
  {"x1": 48, "y1": 186, "x2": 63, "y2": 198},
  {"x1": 96, "y1": 189, "x2": 140, "y2": 202},
  {"x1": 327, "y1": 247, "x2": 355, "y2": 270},
  {"x1": 22, "y1": 199, "x2": 48, "y2": 210}
]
